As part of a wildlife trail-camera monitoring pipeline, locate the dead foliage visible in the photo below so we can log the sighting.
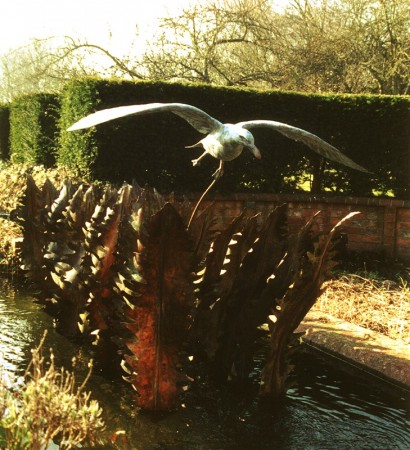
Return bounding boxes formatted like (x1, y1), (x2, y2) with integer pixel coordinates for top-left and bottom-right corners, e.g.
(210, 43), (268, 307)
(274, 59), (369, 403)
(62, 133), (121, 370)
(316, 273), (410, 344)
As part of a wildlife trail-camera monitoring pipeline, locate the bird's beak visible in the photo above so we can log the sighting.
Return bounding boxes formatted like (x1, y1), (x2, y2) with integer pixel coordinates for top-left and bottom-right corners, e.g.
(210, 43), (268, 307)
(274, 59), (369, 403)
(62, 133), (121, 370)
(249, 145), (262, 159)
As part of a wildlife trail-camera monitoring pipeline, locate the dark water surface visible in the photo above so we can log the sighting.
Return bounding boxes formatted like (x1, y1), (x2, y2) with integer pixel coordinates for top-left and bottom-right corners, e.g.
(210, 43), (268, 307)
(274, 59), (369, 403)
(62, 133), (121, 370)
(1, 280), (409, 450)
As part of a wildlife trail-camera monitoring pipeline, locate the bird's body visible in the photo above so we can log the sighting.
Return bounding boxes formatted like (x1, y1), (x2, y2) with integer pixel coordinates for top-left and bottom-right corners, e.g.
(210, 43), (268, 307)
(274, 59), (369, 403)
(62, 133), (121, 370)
(190, 124), (261, 164)
(202, 126), (243, 161)
(68, 102), (368, 178)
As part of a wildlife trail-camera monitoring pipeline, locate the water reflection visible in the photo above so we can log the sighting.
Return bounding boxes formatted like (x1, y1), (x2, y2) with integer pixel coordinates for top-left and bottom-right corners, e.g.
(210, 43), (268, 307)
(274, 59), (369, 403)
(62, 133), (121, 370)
(1, 279), (409, 449)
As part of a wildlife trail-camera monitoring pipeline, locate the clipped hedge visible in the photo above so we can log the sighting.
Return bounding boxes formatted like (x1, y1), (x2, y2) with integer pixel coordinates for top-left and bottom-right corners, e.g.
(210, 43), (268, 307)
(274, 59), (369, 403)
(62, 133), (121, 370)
(9, 93), (61, 167)
(0, 105), (10, 161)
(59, 79), (409, 198)
(58, 80), (101, 178)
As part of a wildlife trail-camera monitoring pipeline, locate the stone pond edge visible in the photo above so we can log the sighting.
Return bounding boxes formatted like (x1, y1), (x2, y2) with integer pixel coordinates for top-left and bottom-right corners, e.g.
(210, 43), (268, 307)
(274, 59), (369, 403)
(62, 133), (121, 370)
(296, 311), (410, 391)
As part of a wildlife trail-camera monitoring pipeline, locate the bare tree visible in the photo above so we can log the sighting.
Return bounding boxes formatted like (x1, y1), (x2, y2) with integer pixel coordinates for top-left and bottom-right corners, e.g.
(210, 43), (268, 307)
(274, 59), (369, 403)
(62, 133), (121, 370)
(273, 0), (370, 92)
(355, 0), (410, 94)
(0, 36), (145, 102)
(142, 0), (410, 94)
(282, 0), (409, 94)
(0, 0), (408, 99)
(142, 0), (281, 87)
(0, 38), (98, 102)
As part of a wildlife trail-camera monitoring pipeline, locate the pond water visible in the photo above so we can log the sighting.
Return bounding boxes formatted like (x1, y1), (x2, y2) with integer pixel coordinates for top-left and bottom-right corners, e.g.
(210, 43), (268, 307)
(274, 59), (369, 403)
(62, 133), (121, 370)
(0, 279), (409, 450)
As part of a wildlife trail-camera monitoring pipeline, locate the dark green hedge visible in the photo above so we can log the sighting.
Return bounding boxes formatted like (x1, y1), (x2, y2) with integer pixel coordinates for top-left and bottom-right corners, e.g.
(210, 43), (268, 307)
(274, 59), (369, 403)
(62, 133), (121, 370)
(58, 80), (101, 177)
(9, 94), (61, 167)
(0, 105), (10, 161)
(59, 79), (410, 198)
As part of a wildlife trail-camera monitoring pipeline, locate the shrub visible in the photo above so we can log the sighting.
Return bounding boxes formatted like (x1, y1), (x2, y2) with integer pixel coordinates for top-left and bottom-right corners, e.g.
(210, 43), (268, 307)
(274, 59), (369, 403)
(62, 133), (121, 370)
(0, 163), (86, 272)
(0, 332), (105, 450)
(59, 78), (410, 198)
(58, 79), (101, 179)
(0, 162), (85, 214)
(0, 105), (10, 161)
(9, 94), (60, 167)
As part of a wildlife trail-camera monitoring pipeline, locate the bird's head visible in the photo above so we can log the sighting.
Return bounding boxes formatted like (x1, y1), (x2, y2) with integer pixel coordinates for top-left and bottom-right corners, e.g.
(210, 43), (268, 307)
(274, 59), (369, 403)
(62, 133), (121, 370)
(238, 128), (261, 159)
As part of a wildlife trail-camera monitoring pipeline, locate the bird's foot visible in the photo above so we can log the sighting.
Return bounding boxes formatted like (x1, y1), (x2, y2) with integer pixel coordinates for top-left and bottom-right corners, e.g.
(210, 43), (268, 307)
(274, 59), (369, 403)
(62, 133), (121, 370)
(191, 158), (201, 167)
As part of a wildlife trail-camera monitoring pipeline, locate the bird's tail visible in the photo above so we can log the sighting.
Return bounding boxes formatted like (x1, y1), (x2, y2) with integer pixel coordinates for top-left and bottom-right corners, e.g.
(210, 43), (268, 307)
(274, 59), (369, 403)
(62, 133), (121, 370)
(185, 140), (203, 149)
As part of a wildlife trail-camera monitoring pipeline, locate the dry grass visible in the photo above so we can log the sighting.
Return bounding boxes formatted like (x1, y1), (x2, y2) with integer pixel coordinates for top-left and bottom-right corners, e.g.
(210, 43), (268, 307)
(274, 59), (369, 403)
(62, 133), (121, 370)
(0, 163), (87, 271)
(0, 162), (84, 214)
(0, 218), (22, 268)
(315, 271), (410, 344)
(0, 332), (106, 450)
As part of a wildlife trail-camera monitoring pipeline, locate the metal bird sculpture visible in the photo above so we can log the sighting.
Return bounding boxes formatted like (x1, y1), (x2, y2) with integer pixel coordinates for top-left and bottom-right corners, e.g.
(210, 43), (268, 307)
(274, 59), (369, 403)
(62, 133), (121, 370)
(68, 102), (368, 178)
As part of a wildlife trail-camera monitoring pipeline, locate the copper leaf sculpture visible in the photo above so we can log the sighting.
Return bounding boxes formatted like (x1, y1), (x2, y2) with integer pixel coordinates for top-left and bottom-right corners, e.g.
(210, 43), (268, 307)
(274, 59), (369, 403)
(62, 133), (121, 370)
(123, 203), (195, 410)
(18, 176), (359, 409)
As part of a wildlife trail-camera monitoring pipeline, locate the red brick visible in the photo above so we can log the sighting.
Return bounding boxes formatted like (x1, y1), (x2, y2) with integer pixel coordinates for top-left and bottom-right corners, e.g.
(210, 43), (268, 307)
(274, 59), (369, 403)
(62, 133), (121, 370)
(195, 194), (410, 262)
(398, 209), (410, 221)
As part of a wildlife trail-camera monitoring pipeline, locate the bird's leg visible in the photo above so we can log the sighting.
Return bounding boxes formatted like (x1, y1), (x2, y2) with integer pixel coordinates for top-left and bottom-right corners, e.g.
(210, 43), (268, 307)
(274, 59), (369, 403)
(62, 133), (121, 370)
(191, 150), (208, 167)
(212, 160), (224, 179)
(186, 141), (207, 166)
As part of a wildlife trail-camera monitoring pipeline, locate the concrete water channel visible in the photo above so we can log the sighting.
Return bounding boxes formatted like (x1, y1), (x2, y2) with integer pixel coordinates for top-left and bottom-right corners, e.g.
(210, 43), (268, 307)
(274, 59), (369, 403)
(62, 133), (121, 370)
(1, 279), (409, 449)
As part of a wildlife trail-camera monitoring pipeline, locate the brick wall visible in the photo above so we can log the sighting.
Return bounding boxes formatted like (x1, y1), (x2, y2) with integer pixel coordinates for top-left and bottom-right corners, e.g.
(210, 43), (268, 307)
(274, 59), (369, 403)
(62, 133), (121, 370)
(187, 192), (410, 262)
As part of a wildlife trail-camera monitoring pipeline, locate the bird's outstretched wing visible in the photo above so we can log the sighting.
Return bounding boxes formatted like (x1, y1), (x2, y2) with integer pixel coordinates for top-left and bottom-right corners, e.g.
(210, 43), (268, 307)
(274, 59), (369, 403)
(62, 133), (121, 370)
(68, 103), (222, 134)
(238, 120), (369, 173)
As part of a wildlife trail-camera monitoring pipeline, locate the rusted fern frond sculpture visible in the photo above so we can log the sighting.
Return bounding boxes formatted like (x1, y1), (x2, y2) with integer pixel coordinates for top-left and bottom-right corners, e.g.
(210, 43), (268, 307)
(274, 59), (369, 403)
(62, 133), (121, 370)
(19, 177), (358, 409)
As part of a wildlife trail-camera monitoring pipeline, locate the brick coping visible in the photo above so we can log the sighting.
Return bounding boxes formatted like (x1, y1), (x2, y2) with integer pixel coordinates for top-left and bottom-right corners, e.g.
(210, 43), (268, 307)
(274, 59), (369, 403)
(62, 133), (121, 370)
(184, 192), (410, 208)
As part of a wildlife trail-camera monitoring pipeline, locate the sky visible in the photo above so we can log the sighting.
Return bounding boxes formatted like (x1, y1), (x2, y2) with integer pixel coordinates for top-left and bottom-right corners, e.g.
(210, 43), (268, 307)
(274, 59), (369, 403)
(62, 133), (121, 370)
(0, 0), (195, 56)
(1, 0), (290, 57)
